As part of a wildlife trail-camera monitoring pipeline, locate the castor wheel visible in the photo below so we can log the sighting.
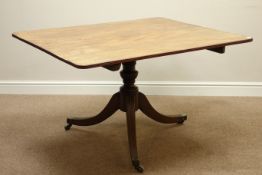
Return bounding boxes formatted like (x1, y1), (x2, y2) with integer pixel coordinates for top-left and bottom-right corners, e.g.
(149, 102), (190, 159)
(132, 160), (144, 173)
(64, 123), (72, 131)
(177, 119), (185, 124)
(177, 115), (187, 124)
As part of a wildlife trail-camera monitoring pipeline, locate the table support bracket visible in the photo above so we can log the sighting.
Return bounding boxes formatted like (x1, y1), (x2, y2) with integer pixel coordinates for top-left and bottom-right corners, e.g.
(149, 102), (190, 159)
(103, 63), (121, 71)
(65, 61), (187, 173)
(207, 46), (225, 54)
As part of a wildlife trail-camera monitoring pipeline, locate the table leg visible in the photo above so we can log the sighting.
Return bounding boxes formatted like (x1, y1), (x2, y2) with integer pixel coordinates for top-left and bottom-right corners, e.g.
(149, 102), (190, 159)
(65, 92), (120, 130)
(126, 97), (144, 173)
(138, 92), (187, 124)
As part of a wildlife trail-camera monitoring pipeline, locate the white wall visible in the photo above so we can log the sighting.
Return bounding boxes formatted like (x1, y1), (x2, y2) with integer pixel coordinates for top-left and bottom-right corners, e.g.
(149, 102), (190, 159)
(0, 0), (261, 95)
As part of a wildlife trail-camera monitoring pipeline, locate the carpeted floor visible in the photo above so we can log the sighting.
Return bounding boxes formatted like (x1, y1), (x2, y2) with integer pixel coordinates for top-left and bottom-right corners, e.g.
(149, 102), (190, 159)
(0, 95), (262, 175)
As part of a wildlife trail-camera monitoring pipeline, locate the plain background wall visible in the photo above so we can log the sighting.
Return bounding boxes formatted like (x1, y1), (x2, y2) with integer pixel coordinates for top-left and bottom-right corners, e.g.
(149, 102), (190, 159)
(0, 0), (261, 95)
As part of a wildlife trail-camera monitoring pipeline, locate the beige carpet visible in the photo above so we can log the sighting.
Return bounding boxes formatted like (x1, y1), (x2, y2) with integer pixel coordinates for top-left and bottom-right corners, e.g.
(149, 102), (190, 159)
(0, 95), (262, 175)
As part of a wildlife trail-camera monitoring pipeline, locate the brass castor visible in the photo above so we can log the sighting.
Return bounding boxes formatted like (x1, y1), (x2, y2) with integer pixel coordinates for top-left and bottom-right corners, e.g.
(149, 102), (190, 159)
(64, 123), (72, 131)
(132, 160), (144, 173)
(177, 115), (187, 124)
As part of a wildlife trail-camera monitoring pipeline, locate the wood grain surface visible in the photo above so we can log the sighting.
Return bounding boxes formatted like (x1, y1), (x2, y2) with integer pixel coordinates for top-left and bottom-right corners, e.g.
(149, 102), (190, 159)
(12, 17), (252, 69)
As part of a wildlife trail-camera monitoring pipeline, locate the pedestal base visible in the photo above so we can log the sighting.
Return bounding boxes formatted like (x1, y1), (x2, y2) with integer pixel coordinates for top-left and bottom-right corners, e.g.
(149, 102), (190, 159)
(65, 61), (187, 173)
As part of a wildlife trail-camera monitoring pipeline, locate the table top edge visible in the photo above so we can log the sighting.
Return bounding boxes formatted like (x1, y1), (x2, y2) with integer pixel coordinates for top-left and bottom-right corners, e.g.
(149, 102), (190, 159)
(12, 33), (252, 69)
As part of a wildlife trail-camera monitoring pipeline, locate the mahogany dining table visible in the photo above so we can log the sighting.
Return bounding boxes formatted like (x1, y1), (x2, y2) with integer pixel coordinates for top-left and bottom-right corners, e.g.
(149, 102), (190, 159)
(12, 17), (252, 172)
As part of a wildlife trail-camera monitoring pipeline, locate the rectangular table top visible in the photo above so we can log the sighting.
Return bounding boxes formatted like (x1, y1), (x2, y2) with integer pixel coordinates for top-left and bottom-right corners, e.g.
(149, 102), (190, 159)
(12, 17), (252, 69)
